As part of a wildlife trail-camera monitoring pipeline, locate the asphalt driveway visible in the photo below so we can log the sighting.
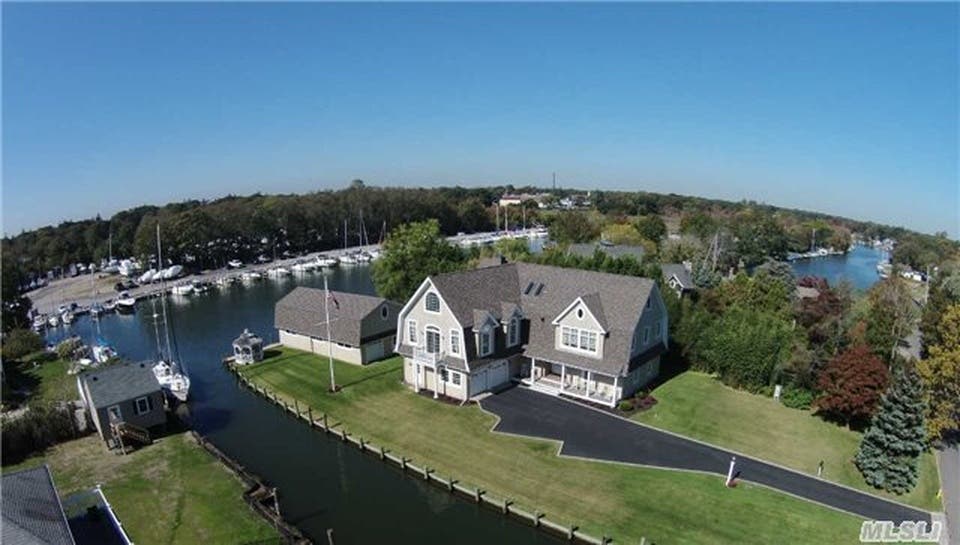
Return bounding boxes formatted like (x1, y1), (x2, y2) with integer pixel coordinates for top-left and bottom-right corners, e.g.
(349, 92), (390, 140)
(480, 386), (932, 525)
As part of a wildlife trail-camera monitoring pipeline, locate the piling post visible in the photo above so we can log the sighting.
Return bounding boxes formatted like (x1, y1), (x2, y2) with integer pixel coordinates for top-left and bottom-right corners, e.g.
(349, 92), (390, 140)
(359, 437), (365, 450)
(323, 413), (329, 433)
(308, 407), (313, 425)
(534, 511), (543, 527)
(379, 446), (386, 460)
(424, 467), (433, 481)
(448, 479), (457, 492)
(294, 399), (299, 415)
(401, 457), (409, 470)
(326, 528), (335, 545)
(567, 525), (578, 541)
(475, 489), (485, 503)
(503, 499), (513, 514)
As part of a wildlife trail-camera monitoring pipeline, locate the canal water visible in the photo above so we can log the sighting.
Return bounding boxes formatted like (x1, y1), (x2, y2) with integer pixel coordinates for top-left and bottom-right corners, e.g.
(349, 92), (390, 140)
(790, 244), (885, 291)
(44, 266), (559, 545)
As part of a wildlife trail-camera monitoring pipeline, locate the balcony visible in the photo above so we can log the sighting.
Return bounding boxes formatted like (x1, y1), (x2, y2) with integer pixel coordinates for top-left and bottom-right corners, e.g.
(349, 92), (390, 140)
(413, 346), (443, 366)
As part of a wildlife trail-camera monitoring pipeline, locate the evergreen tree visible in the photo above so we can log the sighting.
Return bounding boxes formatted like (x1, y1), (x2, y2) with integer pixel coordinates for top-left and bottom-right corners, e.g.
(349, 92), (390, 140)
(854, 366), (927, 494)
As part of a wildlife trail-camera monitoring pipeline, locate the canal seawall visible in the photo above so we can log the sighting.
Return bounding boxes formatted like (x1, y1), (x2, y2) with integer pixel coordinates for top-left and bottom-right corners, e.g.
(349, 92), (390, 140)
(223, 352), (621, 545)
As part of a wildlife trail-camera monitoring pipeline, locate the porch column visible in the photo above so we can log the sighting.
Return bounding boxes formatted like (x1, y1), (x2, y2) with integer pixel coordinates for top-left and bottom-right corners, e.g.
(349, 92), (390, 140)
(611, 375), (619, 408)
(414, 363), (420, 393)
(586, 371), (592, 396)
(433, 365), (440, 399)
(560, 364), (566, 393)
(529, 358), (536, 385)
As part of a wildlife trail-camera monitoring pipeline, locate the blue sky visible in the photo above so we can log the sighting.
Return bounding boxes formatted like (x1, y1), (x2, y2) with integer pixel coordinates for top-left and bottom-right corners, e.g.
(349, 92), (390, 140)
(3, 3), (958, 236)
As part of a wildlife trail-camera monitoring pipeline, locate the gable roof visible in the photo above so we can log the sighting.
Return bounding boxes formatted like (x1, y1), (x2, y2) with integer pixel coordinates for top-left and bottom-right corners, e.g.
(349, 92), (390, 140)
(275, 287), (399, 346)
(567, 242), (646, 261)
(426, 262), (658, 376)
(662, 263), (693, 289)
(79, 362), (161, 409)
(2, 465), (76, 545)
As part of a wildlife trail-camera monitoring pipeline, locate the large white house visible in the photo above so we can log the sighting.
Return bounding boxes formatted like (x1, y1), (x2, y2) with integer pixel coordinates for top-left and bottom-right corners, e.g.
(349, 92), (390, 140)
(395, 262), (668, 407)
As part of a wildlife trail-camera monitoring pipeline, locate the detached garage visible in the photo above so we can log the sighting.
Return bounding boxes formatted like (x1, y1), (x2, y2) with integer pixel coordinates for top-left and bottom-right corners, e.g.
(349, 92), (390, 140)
(276, 287), (400, 365)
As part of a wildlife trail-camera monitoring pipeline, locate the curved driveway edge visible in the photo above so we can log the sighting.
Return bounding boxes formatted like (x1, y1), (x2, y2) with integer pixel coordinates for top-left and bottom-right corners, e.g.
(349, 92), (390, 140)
(479, 386), (932, 525)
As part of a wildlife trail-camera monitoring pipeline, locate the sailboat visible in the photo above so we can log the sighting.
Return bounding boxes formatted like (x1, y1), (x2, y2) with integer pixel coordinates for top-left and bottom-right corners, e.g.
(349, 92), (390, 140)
(150, 223), (191, 403)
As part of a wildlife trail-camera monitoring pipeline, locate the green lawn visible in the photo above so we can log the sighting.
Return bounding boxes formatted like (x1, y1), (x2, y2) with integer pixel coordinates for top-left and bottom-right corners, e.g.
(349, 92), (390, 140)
(4, 432), (278, 545)
(633, 371), (941, 511)
(2, 354), (78, 407)
(240, 347), (867, 545)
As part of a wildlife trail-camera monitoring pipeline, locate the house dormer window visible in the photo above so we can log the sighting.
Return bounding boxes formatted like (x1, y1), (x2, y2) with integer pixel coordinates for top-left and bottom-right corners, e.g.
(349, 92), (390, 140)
(478, 329), (492, 357)
(425, 292), (440, 313)
(508, 317), (520, 346)
(450, 329), (461, 355)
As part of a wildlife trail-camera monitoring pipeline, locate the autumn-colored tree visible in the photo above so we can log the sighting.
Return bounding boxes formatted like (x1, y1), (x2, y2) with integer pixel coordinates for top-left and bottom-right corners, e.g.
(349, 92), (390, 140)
(917, 303), (960, 444)
(865, 277), (918, 362)
(602, 223), (647, 246)
(815, 345), (890, 428)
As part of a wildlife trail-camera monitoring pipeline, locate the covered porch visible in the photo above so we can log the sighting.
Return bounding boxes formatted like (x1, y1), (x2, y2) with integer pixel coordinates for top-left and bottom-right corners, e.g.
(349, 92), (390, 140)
(522, 358), (618, 408)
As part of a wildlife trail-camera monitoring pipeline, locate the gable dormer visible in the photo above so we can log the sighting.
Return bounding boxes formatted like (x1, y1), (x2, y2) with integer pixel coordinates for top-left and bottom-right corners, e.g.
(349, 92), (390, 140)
(551, 296), (606, 358)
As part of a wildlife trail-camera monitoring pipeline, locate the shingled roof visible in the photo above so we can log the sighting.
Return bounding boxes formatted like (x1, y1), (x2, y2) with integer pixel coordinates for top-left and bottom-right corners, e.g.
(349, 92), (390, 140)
(662, 263), (694, 290)
(79, 362), (161, 409)
(275, 287), (400, 346)
(427, 263), (658, 376)
(2, 465), (75, 545)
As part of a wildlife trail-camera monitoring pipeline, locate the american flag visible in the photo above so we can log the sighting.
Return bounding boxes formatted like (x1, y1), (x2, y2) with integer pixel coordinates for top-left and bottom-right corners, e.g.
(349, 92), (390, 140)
(327, 290), (339, 310)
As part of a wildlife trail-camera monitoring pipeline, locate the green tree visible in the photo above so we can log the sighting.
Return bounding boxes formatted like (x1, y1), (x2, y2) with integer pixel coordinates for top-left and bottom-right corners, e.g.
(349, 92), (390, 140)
(732, 211), (789, 267)
(865, 277), (918, 362)
(855, 366), (927, 494)
(917, 303), (960, 443)
(634, 215), (666, 247)
(548, 211), (600, 244)
(679, 212), (718, 240)
(1, 329), (45, 360)
(371, 220), (466, 302)
(695, 307), (794, 390)
(492, 237), (531, 261)
(920, 266), (960, 355)
(1, 253), (31, 332)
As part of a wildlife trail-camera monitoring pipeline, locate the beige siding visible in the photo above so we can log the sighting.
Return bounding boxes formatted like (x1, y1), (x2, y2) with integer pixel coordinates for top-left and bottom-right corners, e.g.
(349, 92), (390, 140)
(280, 330), (312, 352)
(553, 300), (605, 359)
(399, 282), (467, 363)
(280, 330), (364, 365)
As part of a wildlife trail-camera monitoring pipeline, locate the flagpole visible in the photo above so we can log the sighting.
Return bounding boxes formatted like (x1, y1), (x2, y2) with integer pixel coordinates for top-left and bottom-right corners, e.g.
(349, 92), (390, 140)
(324, 274), (337, 392)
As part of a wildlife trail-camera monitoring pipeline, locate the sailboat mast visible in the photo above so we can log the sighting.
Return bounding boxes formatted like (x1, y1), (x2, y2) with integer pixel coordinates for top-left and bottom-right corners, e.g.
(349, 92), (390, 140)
(156, 223), (174, 363)
(343, 219), (348, 250)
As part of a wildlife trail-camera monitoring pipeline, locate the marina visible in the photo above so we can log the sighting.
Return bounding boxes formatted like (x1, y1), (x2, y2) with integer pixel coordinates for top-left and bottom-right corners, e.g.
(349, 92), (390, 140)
(39, 262), (561, 545)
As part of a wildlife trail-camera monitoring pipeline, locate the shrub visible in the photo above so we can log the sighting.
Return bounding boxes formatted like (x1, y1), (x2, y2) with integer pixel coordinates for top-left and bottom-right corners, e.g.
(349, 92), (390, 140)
(1, 329), (44, 361)
(1, 404), (79, 464)
(55, 337), (84, 360)
(780, 388), (815, 410)
(618, 400), (634, 412)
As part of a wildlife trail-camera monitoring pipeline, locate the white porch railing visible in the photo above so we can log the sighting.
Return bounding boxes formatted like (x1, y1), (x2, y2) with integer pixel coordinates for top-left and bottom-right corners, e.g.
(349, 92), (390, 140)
(413, 346), (443, 366)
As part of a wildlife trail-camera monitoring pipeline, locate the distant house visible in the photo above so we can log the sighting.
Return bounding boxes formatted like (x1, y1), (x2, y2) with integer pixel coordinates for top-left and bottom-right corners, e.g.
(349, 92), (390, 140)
(661, 263), (695, 297)
(2, 465), (75, 545)
(795, 285), (821, 300)
(3, 465), (133, 545)
(77, 362), (166, 446)
(395, 262), (667, 408)
(498, 193), (550, 208)
(275, 287), (401, 365)
(567, 241), (646, 262)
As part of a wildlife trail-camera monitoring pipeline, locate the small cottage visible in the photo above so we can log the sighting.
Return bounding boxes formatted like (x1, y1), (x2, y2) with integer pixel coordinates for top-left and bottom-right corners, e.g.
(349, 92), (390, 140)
(232, 329), (264, 364)
(77, 362), (166, 448)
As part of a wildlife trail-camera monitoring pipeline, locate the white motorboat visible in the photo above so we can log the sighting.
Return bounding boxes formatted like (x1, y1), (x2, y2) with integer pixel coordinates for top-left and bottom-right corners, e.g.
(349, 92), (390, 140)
(215, 275), (237, 288)
(191, 280), (210, 293)
(33, 315), (47, 331)
(366, 249), (382, 261)
(267, 266), (291, 277)
(355, 252), (373, 263)
(139, 269), (158, 284)
(227, 259), (243, 269)
(118, 259), (140, 277)
(89, 303), (105, 318)
(339, 253), (359, 265)
(92, 343), (117, 364)
(290, 261), (311, 273)
(241, 271), (262, 282)
(315, 255), (339, 268)
(102, 299), (117, 312)
(61, 311), (75, 325)
(116, 292), (137, 312)
(171, 283), (193, 296)
(152, 360), (191, 402)
(160, 265), (184, 280)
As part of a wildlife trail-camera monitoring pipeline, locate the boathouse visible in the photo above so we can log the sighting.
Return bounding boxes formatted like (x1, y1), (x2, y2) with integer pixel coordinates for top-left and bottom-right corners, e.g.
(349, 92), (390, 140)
(275, 287), (401, 365)
(77, 362), (166, 447)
